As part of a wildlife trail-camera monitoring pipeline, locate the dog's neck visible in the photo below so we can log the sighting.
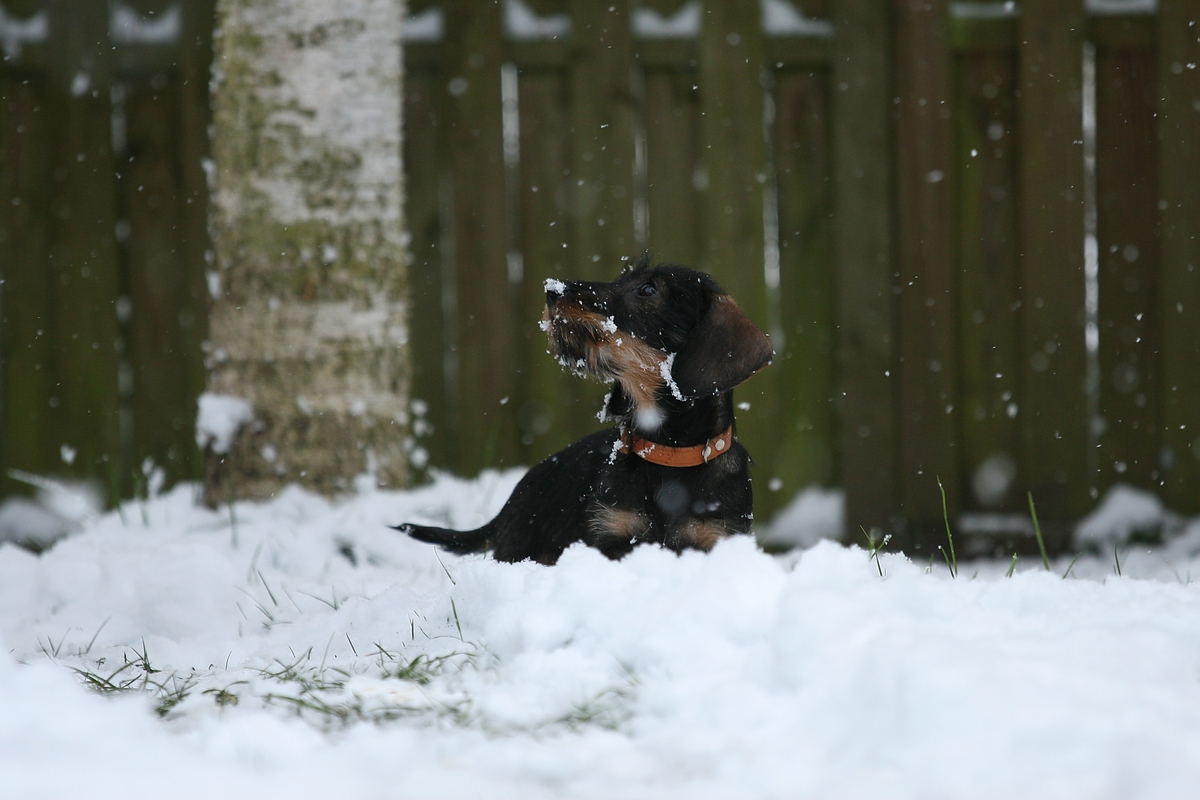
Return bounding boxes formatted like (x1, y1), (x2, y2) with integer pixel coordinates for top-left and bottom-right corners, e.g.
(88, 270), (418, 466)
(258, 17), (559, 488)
(606, 384), (735, 448)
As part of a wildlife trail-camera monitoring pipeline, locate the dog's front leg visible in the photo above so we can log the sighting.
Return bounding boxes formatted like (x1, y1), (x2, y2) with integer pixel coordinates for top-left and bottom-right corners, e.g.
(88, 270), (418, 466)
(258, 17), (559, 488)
(585, 503), (651, 560)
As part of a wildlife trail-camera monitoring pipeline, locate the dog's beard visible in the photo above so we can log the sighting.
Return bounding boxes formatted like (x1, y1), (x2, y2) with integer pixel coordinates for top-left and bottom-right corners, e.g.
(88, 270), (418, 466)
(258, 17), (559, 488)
(544, 306), (613, 380)
(544, 304), (668, 432)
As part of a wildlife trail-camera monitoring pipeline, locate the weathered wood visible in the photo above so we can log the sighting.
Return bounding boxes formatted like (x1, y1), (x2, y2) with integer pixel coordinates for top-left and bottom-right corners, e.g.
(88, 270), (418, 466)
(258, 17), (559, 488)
(566, 0), (635, 282)
(697, 0), (767, 321)
(894, 0), (960, 535)
(122, 74), (202, 485)
(954, 49), (1023, 515)
(175, 0), (217, 485)
(514, 67), (599, 462)
(1016, 0), (1089, 528)
(443, 0), (518, 473)
(832, 0), (897, 542)
(405, 67), (454, 470)
(947, 15), (1017, 51)
(1095, 44), (1159, 491)
(0, 74), (56, 496)
(46, 0), (123, 489)
(643, 67), (702, 267)
(768, 67), (836, 503)
(1156, 0), (1200, 513)
(697, 0), (775, 514)
(558, 0), (635, 445)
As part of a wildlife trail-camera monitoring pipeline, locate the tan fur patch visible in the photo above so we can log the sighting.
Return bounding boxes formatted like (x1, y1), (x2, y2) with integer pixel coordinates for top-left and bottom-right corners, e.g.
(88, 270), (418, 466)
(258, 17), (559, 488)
(547, 305), (666, 424)
(589, 505), (650, 543)
(677, 519), (729, 552)
(599, 336), (667, 425)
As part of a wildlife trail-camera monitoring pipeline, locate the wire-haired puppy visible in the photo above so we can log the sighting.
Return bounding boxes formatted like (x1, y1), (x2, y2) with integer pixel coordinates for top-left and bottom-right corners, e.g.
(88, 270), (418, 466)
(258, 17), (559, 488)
(395, 258), (773, 564)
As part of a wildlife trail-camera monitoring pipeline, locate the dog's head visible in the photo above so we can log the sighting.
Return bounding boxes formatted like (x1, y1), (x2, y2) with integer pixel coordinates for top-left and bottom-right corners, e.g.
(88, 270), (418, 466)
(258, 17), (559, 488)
(542, 259), (773, 430)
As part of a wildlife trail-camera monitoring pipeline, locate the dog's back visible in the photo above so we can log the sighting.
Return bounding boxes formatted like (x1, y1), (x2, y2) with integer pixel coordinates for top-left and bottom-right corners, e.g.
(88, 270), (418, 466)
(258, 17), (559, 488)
(398, 429), (620, 564)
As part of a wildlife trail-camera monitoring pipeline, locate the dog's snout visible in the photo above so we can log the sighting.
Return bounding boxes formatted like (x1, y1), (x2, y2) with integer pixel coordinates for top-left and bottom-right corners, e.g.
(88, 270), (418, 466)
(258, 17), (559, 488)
(544, 278), (608, 314)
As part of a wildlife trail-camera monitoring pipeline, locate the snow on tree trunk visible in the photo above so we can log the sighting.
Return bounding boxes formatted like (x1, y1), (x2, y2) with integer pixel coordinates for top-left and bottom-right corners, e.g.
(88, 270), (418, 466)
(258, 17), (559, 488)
(204, 0), (409, 502)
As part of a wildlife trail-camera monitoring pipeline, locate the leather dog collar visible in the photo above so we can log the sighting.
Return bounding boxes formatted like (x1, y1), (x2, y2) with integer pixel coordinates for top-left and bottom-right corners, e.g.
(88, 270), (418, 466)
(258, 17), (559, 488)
(619, 426), (734, 467)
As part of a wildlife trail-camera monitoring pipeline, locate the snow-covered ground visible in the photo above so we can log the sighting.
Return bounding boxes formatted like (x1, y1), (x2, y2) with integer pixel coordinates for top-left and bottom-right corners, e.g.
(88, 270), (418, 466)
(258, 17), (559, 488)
(3, 472), (1200, 799)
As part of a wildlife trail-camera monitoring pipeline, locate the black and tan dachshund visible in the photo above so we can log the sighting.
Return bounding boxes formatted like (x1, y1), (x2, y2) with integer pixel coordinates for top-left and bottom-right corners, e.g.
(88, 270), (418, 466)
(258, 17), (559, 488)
(395, 257), (773, 564)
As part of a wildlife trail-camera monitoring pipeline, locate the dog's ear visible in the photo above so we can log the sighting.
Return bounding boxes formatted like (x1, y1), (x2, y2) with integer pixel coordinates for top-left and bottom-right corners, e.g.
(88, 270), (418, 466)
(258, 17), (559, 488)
(670, 295), (773, 398)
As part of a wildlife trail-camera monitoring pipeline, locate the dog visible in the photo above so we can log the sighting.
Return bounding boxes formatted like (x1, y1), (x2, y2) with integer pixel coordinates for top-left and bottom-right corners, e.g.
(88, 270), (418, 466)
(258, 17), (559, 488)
(395, 257), (773, 564)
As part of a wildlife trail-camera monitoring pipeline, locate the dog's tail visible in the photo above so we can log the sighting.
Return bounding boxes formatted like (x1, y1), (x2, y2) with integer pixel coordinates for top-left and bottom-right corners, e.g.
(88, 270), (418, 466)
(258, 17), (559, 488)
(393, 522), (492, 555)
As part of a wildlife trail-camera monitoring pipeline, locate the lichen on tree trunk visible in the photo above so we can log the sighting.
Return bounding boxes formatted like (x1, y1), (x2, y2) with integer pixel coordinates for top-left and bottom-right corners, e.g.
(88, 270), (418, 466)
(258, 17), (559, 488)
(205, 0), (410, 501)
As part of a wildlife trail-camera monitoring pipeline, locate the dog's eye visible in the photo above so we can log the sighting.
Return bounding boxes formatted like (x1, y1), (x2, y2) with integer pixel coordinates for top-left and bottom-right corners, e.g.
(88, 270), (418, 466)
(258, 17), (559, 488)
(637, 283), (657, 298)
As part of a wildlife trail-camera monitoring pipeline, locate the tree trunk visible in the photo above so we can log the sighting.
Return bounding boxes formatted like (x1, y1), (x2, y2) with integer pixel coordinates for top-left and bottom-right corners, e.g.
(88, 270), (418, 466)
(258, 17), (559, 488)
(204, 0), (410, 502)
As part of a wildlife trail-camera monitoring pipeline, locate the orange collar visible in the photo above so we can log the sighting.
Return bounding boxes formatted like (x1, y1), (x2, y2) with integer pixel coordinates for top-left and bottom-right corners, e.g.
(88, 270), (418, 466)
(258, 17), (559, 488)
(619, 426), (734, 468)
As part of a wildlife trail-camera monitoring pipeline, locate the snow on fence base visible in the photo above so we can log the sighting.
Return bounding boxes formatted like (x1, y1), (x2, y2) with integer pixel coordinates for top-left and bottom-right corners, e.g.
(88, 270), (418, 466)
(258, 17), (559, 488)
(3, 474), (1200, 797)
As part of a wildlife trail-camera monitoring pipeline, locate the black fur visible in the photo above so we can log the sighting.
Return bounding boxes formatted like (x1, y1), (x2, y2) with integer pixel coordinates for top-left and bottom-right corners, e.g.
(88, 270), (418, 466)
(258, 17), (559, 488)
(396, 258), (773, 564)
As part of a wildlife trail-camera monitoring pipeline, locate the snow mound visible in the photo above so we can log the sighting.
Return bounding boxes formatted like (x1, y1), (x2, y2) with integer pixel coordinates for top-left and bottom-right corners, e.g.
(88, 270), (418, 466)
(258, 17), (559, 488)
(0, 472), (103, 549)
(196, 393), (255, 454)
(3, 473), (1200, 797)
(1075, 484), (1170, 549)
(758, 486), (844, 549)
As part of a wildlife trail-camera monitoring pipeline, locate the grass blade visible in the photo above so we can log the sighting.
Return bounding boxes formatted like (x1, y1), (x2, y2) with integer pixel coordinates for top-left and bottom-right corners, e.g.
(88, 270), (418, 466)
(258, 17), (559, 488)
(937, 476), (957, 578)
(1028, 491), (1050, 571)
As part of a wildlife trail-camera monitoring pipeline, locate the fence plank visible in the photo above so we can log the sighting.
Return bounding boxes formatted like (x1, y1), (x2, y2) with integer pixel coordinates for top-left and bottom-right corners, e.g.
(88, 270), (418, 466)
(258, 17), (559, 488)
(515, 67), (600, 461)
(832, 0), (898, 541)
(443, 0), (519, 473)
(558, 1), (635, 444)
(895, 0), (960, 535)
(566, 0), (635, 280)
(697, 0), (777, 517)
(0, 75), (56, 495)
(1157, 0), (1200, 513)
(1095, 44), (1159, 491)
(121, 75), (199, 485)
(1017, 1), (1089, 533)
(643, 67), (702, 267)
(405, 67), (454, 469)
(175, 0), (217, 486)
(768, 67), (836, 500)
(954, 49), (1023, 517)
(46, 2), (123, 492)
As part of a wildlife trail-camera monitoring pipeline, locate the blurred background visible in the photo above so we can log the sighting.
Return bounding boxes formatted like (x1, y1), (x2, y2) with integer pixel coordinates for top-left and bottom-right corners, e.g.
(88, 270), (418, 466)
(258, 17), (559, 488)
(1, 0), (1197, 554)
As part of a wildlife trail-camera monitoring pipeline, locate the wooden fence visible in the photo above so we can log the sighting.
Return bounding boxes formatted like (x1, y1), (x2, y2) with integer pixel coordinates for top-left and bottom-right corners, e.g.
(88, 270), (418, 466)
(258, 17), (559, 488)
(404, 0), (1199, 553)
(2, 0), (1198, 554)
(0, 0), (213, 500)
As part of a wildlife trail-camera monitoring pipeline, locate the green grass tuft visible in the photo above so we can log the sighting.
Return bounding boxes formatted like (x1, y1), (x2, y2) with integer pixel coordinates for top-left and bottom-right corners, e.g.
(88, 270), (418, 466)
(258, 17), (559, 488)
(937, 476), (957, 578)
(1028, 492), (1050, 571)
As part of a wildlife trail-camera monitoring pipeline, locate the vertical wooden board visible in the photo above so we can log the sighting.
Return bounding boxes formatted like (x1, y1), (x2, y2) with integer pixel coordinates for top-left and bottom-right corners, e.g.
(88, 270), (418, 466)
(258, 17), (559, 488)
(444, 0), (518, 473)
(643, 67), (702, 267)
(831, 0), (898, 542)
(1095, 45), (1159, 491)
(954, 49), (1023, 515)
(0, 74), (56, 495)
(767, 68), (836, 505)
(1017, 1), (1089, 527)
(894, 0), (959, 533)
(566, 0), (636, 281)
(404, 68), (453, 470)
(696, 0), (775, 520)
(123, 74), (197, 484)
(175, 0), (217, 485)
(697, 0), (767, 310)
(1156, 0), (1200, 513)
(46, 2), (123, 490)
(515, 67), (601, 463)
